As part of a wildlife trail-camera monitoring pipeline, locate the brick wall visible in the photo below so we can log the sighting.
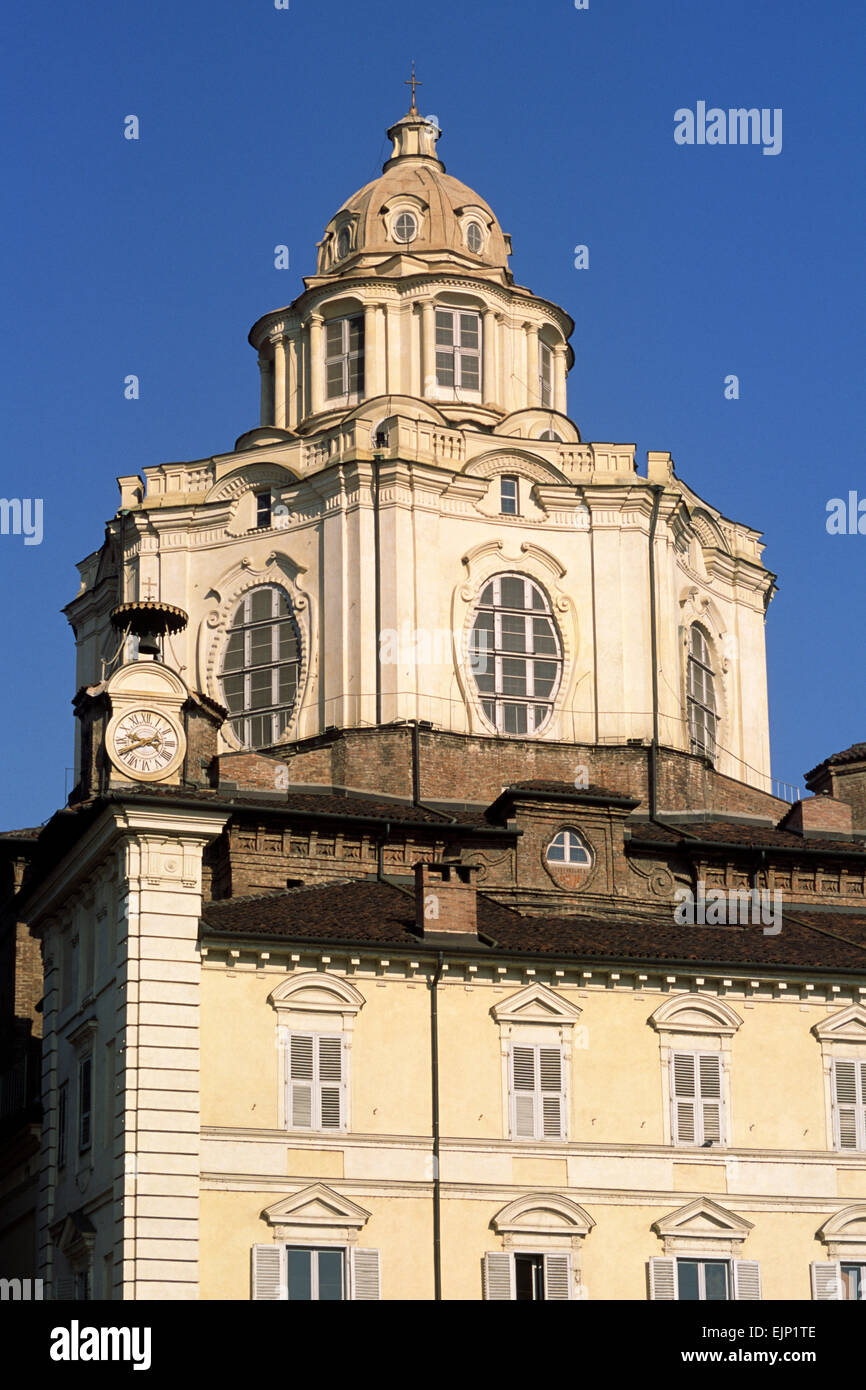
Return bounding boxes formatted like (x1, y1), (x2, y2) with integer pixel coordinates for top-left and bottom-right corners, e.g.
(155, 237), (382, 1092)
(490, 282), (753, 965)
(251, 726), (786, 820)
(808, 760), (866, 833)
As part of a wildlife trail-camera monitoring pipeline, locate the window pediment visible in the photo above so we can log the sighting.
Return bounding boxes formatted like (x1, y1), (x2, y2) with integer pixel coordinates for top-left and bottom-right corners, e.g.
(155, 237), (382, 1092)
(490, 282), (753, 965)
(493, 1193), (594, 1240)
(650, 994), (743, 1038)
(269, 972), (365, 1018)
(492, 982), (582, 1028)
(262, 1183), (370, 1232)
(653, 1198), (753, 1254)
(818, 1204), (866, 1257)
(813, 1004), (866, 1045)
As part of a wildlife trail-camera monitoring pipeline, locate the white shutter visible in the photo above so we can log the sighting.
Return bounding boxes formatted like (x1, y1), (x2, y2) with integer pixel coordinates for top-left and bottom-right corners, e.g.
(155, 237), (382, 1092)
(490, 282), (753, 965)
(810, 1261), (842, 1300)
(648, 1257), (677, 1299)
(251, 1244), (284, 1300)
(483, 1252), (515, 1300)
(699, 1054), (723, 1146)
(350, 1247), (381, 1300)
(672, 1053), (697, 1145)
(543, 1252), (572, 1300)
(539, 1048), (565, 1139)
(511, 1046), (537, 1139)
(833, 1059), (865, 1150)
(289, 1033), (314, 1128)
(318, 1035), (344, 1130)
(733, 1260), (762, 1300)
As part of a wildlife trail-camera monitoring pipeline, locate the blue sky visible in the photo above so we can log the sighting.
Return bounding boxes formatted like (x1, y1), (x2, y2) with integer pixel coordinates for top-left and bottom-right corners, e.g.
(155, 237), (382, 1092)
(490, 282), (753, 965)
(1, 0), (863, 827)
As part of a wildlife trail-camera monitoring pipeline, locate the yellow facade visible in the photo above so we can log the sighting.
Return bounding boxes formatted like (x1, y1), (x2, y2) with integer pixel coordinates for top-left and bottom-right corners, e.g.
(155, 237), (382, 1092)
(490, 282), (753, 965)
(197, 951), (866, 1300)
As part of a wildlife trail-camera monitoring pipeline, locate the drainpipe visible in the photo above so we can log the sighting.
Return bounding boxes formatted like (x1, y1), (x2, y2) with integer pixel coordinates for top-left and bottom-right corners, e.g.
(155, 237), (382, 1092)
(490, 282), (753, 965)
(648, 486), (663, 821)
(430, 951), (445, 1300)
(373, 452), (382, 725)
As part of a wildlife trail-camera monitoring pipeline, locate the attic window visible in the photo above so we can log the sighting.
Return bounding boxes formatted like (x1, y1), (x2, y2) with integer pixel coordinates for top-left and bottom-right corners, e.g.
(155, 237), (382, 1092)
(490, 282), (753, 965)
(393, 212), (417, 244)
(337, 227), (351, 260)
(539, 430), (562, 443)
(546, 830), (591, 866)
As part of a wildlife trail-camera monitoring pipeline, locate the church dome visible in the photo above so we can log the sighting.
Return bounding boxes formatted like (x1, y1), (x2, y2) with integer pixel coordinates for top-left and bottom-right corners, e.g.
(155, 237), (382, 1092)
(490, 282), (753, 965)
(314, 107), (513, 285)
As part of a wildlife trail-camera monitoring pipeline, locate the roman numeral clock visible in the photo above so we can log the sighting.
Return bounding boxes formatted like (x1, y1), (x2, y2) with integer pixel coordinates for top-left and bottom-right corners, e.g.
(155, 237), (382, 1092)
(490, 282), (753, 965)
(102, 602), (190, 786)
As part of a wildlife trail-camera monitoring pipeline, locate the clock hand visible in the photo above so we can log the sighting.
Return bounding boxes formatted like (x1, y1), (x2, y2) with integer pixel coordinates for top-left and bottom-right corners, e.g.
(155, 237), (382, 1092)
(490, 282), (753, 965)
(120, 734), (162, 753)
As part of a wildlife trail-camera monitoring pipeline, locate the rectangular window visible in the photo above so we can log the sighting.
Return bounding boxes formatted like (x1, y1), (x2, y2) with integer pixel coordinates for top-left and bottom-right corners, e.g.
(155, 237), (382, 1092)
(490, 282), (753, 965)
(252, 1244), (381, 1300)
(78, 1056), (92, 1152)
(435, 309), (481, 391)
(833, 1058), (866, 1150)
(842, 1264), (866, 1300)
(650, 1256), (760, 1300)
(500, 476), (518, 516)
(73, 1269), (92, 1302)
(509, 1043), (565, 1140)
(325, 316), (364, 400)
(255, 491), (272, 528)
(103, 1039), (115, 1153)
(286, 1247), (345, 1301)
(57, 1082), (68, 1169)
(671, 1051), (724, 1146)
(677, 1259), (730, 1301)
(539, 342), (553, 407)
(287, 1032), (344, 1131)
(483, 1251), (572, 1300)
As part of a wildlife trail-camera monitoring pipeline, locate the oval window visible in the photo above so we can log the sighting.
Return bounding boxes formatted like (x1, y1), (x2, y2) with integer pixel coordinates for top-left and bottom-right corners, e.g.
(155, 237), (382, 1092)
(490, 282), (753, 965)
(468, 573), (562, 735)
(393, 211), (418, 244)
(220, 585), (301, 749)
(546, 829), (592, 867)
(337, 227), (351, 259)
(466, 222), (483, 254)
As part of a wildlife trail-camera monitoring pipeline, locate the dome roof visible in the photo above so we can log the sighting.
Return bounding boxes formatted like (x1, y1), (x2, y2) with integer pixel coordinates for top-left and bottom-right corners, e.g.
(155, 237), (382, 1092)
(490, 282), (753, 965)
(312, 109), (513, 285)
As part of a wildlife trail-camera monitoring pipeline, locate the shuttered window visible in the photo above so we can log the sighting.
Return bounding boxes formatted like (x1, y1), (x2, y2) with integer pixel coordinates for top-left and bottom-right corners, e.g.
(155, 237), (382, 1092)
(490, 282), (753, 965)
(510, 1044), (565, 1140)
(251, 1245), (380, 1300)
(649, 1258), (760, 1300)
(287, 1032), (345, 1132)
(671, 1051), (724, 1146)
(483, 1251), (573, 1300)
(832, 1058), (866, 1150)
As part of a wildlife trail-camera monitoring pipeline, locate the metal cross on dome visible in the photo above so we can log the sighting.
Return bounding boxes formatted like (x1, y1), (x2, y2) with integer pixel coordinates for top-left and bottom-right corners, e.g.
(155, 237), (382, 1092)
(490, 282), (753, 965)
(404, 60), (422, 113)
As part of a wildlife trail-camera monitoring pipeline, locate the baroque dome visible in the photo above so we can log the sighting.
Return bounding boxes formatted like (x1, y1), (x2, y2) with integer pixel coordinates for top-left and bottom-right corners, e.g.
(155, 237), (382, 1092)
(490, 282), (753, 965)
(312, 108), (513, 286)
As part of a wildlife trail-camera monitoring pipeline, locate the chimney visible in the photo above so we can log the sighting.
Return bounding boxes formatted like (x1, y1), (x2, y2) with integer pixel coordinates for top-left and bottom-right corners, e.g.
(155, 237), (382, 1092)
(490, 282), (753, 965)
(414, 861), (479, 937)
(805, 745), (866, 833)
(778, 794), (854, 839)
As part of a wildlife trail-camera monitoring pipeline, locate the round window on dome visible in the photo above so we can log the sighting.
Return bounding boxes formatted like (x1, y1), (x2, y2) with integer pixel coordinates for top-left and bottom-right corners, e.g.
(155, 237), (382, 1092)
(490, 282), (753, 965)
(337, 227), (351, 260)
(393, 211), (418, 244)
(466, 222), (484, 254)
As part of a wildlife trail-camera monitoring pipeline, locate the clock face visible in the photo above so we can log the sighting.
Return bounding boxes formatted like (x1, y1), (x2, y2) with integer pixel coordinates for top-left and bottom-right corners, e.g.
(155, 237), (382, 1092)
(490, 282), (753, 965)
(109, 709), (182, 779)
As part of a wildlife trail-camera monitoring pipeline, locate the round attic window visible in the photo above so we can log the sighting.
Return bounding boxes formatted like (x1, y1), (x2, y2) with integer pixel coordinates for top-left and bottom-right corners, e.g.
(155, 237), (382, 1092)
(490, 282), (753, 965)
(337, 227), (351, 259)
(466, 222), (484, 254)
(393, 211), (418, 244)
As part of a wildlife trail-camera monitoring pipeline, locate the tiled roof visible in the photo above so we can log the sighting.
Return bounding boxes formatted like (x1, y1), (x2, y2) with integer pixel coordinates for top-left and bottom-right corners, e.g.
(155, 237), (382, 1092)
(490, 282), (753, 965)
(201, 879), (866, 974)
(0, 827), (41, 841)
(73, 784), (497, 828)
(503, 780), (637, 801)
(629, 819), (866, 855)
(807, 743), (866, 777)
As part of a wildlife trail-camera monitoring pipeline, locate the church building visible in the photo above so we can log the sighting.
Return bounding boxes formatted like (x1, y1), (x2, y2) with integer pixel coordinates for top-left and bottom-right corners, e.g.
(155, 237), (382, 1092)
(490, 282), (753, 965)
(2, 93), (866, 1302)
